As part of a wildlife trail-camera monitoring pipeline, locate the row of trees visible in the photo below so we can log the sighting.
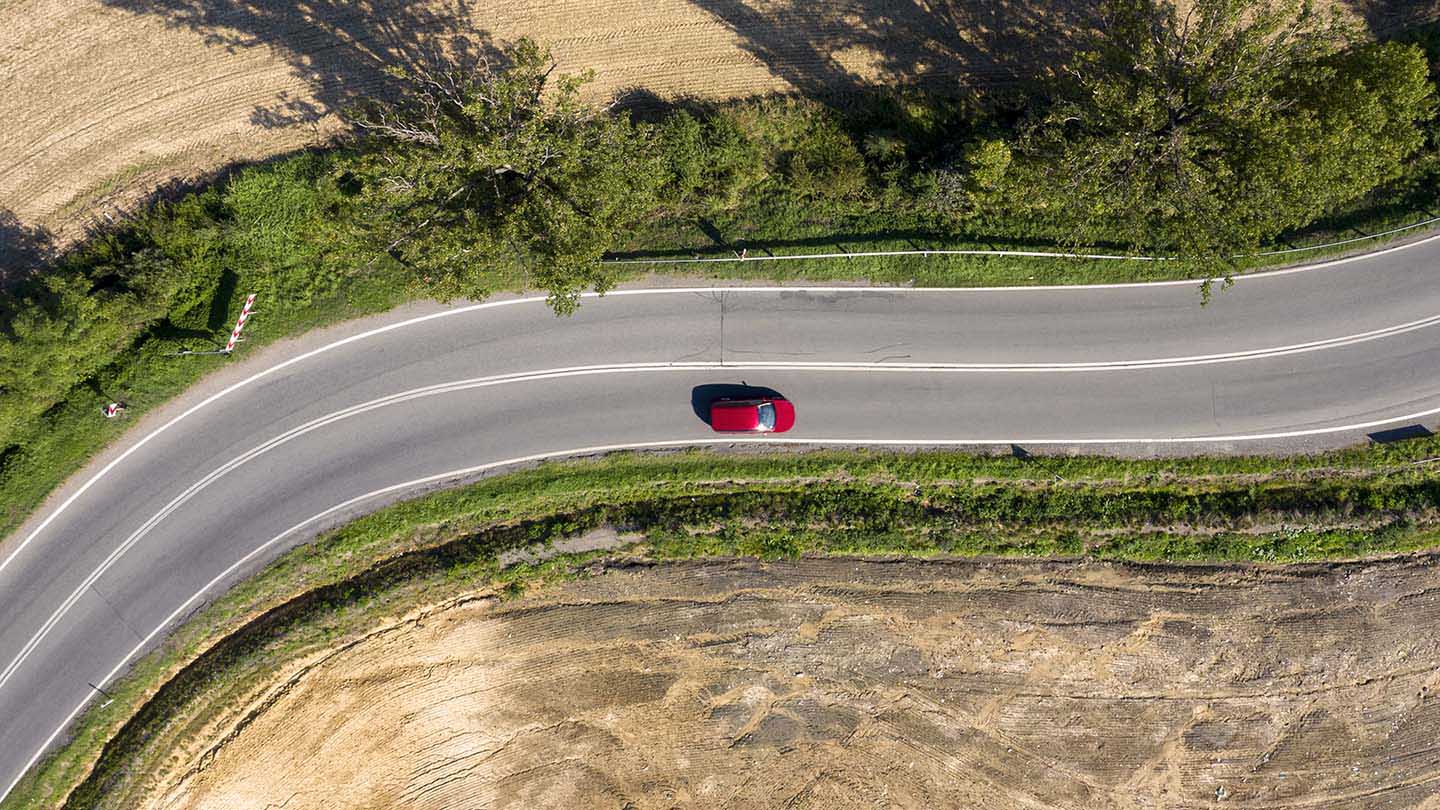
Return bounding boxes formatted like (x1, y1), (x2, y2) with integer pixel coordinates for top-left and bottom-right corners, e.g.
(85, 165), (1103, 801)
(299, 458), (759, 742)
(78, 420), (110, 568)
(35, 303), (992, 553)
(349, 0), (1436, 303)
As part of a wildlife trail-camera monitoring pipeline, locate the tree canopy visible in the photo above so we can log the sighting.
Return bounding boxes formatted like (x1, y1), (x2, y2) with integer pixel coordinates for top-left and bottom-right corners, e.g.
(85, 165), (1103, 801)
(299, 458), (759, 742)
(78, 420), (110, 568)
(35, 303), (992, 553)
(995, 0), (1437, 258)
(0, 248), (181, 437)
(350, 40), (663, 314)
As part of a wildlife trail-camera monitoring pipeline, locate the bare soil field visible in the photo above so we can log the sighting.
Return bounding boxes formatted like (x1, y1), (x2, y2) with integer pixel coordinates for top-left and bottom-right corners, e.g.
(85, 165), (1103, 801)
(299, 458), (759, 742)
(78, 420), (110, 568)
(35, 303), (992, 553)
(1, 0), (1436, 260)
(130, 554), (1440, 810)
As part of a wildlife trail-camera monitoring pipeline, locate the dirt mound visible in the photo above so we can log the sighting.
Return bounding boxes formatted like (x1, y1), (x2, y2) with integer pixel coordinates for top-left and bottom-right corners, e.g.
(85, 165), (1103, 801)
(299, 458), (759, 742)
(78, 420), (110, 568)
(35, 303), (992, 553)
(2, 0), (1435, 250)
(135, 554), (1440, 809)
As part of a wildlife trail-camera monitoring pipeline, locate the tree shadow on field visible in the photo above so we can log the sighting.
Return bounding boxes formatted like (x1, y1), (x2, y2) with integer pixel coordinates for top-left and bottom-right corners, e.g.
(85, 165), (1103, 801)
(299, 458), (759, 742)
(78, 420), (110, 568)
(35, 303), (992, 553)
(1347, 0), (1440, 38)
(0, 209), (55, 292)
(99, 0), (500, 130)
(686, 0), (1440, 101)
(684, 0), (1105, 99)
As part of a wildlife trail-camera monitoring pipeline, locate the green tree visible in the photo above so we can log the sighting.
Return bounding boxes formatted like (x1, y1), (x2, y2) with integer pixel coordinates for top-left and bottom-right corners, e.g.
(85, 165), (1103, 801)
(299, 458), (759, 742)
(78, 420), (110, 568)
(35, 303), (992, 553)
(350, 40), (664, 314)
(999, 0), (1437, 258)
(0, 250), (178, 437)
(925, 138), (1012, 220)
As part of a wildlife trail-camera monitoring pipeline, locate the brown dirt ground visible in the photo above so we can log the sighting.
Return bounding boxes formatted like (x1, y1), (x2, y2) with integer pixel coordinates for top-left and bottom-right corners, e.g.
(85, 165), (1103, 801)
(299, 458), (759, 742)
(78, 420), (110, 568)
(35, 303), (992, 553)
(131, 554), (1440, 810)
(1, 0), (1437, 260)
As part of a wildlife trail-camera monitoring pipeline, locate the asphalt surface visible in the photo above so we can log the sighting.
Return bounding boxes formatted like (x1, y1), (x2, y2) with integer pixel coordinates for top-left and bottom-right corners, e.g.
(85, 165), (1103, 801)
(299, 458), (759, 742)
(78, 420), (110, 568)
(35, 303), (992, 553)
(3, 234), (1440, 801)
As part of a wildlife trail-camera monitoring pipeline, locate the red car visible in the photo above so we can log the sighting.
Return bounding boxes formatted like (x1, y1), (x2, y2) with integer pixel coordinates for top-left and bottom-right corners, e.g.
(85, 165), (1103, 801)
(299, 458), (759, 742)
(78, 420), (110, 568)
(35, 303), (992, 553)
(709, 397), (796, 433)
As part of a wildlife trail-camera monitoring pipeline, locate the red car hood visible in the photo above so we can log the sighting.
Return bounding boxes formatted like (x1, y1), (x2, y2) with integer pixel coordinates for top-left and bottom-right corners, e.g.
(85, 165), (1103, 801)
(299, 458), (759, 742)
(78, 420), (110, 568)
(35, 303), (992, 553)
(771, 399), (796, 433)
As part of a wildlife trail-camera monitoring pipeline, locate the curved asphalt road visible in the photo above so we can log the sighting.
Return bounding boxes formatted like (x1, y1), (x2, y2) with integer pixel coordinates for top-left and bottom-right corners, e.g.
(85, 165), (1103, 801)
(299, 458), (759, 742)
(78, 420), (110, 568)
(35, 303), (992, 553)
(4, 234), (1440, 801)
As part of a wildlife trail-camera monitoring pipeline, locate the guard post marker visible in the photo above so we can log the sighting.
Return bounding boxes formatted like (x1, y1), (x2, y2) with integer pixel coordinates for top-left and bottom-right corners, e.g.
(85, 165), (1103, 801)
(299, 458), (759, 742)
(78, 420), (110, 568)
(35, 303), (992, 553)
(176, 294), (259, 358)
(224, 294), (258, 354)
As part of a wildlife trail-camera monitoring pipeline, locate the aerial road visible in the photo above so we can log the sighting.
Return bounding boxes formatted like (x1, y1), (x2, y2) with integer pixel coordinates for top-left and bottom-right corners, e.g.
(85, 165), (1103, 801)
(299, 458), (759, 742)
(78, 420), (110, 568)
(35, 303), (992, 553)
(2, 233), (1440, 800)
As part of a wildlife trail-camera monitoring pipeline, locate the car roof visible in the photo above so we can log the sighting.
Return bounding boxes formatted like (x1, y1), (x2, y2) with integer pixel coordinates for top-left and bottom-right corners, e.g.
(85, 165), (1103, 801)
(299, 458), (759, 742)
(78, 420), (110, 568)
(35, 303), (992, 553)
(711, 399), (761, 431)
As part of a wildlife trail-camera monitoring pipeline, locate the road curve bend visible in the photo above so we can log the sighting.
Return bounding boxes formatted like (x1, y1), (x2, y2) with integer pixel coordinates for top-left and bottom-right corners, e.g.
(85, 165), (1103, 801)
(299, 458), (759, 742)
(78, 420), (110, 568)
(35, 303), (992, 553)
(3, 232), (1440, 801)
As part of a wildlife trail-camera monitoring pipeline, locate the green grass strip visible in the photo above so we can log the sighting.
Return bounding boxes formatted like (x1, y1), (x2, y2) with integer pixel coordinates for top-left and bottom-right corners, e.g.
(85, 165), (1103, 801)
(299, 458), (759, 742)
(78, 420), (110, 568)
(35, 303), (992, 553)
(4, 141), (1439, 543)
(8, 445), (1440, 809)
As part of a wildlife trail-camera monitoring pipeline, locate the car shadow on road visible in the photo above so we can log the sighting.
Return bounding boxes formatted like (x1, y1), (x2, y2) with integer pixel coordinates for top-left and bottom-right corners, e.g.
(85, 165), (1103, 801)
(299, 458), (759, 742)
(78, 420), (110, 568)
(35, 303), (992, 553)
(691, 383), (784, 427)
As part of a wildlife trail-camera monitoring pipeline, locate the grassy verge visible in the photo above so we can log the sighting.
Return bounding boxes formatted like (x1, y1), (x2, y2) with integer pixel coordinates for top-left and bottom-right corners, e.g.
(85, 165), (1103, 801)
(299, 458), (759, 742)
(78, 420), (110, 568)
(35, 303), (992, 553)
(607, 153), (1440, 287)
(5, 148), (1440, 548)
(9, 444), (1440, 809)
(606, 206), (1440, 288)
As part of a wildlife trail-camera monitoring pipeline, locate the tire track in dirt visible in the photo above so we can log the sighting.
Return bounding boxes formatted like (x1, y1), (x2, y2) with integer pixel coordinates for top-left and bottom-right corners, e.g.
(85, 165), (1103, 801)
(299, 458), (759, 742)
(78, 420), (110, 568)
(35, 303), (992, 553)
(124, 554), (1440, 810)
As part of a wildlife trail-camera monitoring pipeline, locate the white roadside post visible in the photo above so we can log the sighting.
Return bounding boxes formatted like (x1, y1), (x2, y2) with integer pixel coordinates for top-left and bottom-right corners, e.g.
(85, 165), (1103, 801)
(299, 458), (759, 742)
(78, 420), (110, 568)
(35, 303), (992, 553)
(175, 293), (257, 357)
(224, 293), (258, 353)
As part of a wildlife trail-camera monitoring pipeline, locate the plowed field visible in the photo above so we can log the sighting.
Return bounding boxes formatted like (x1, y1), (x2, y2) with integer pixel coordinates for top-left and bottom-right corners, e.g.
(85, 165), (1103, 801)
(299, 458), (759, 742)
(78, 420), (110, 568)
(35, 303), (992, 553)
(134, 554), (1440, 810)
(1, 0), (1435, 250)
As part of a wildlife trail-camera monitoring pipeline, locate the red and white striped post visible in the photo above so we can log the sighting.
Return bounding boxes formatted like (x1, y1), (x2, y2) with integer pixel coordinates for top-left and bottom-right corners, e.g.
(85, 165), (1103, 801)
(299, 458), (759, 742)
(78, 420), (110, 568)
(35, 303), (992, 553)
(224, 294), (257, 354)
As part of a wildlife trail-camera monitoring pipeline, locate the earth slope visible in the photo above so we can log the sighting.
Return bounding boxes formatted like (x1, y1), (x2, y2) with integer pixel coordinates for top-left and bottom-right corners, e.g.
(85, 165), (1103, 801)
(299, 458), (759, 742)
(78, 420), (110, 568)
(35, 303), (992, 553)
(134, 555), (1440, 810)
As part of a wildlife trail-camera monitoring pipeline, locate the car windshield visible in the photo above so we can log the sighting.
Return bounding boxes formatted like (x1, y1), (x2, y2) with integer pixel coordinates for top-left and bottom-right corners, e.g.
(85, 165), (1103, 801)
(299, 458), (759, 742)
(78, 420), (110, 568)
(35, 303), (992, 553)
(757, 402), (776, 430)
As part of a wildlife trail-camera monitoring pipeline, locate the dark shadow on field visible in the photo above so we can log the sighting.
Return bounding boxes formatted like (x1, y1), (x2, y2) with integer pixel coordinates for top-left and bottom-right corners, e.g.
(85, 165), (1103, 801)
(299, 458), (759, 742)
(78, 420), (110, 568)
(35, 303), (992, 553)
(610, 86), (674, 120)
(608, 227), (953, 259)
(685, 0), (1440, 101)
(98, 0), (498, 129)
(0, 209), (55, 292)
(88, 0), (1440, 129)
(684, 0), (1104, 98)
(1350, 0), (1440, 37)
(696, 219), (735, 251)
(691, 383), (784, 426)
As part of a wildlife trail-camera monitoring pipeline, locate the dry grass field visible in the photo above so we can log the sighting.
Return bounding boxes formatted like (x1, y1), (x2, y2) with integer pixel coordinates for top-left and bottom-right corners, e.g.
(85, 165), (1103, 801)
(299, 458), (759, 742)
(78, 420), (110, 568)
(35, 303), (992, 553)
(1, 0), (1436, 261)
(124, 554), (1440, 810)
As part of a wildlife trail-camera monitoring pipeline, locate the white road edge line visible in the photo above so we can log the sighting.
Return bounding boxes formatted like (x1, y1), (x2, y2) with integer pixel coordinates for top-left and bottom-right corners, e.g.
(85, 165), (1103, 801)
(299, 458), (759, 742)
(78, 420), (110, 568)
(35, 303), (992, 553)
(13, 386), (1440, 802)
(8, 304), (1440, 700)
(5, 229), (1439, 584)
(5, 231), (1440, 587)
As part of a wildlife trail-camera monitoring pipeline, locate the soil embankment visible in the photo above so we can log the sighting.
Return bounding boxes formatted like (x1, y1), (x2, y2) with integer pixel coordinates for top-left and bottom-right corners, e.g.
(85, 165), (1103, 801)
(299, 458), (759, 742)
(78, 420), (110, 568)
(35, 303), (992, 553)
(135, 554), (1440, 809)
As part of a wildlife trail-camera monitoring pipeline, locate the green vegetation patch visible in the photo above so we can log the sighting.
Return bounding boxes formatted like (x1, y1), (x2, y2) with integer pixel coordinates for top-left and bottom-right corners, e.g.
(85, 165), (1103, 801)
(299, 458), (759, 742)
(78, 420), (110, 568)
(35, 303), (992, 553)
(3, 9), (1440, 542)
(10, 443), (1440, 809)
